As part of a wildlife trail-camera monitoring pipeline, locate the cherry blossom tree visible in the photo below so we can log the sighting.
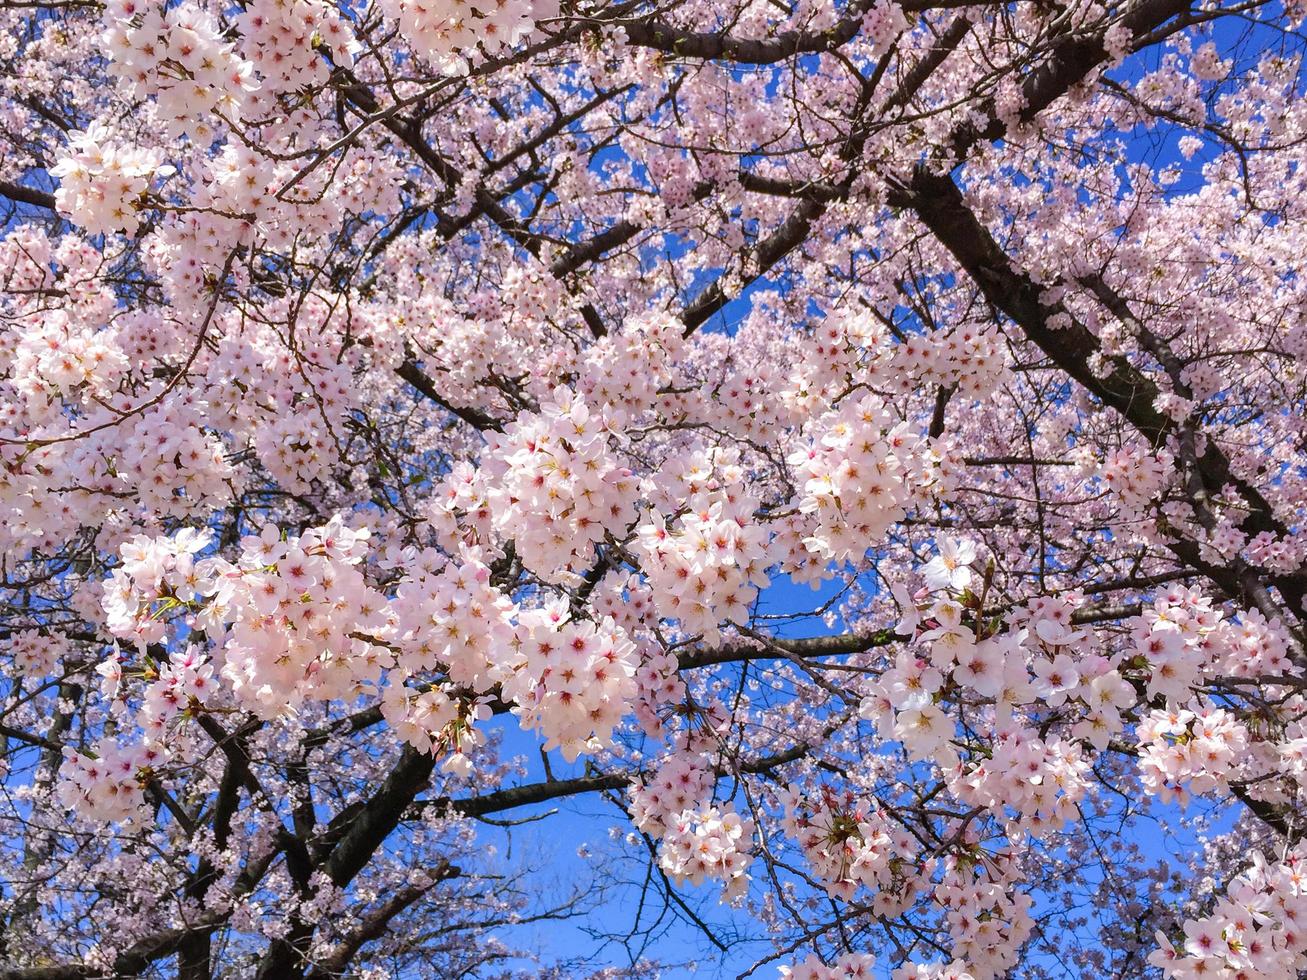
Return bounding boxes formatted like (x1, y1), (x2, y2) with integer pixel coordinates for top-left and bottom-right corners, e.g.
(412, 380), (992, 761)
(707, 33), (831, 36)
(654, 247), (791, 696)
(0, 0), (1306, 975)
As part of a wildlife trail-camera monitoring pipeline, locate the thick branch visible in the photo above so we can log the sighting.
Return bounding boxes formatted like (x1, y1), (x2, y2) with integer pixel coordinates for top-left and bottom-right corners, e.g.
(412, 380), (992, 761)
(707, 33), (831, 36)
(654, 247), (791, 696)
(903, 169), (1304, 623)
(0, 179), (56, 211)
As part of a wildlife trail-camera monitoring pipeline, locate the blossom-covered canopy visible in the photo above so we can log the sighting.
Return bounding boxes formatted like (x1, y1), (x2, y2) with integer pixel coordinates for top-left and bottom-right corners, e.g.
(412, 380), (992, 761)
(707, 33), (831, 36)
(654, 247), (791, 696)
(1, 0), (1306, 976)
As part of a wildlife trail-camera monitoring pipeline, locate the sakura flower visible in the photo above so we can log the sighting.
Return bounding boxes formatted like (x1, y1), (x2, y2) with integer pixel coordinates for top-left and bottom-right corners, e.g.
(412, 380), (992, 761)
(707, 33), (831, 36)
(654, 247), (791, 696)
(922, 537), (977, 593)
(1030, 654), (1081, 707)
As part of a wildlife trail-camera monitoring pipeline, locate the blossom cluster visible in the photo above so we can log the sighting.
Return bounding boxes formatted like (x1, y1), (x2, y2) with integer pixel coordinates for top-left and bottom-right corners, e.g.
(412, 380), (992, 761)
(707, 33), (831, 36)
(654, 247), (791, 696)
(235, 0), (357, 99)
(381, 0), (558, 72)
(781, 786), (920, 909)
(791, 309), (888, 402)
(590, 570), (657, 639)
(949, 726), (1091, 836)
(9, 629), (64, 677)
(390, 548), (516, 692)
(636, 487), (771, 646)
(631, 639), (685, 737)
(860, 0), (911, 55)
(57, 738), (163, 824)
(779, 951), (878, 979)
(251, 410), (334, 493)
(483, 390), (637, 583)
(1136, 700), (1251, 804)
(789, 397), (930, 566)
(1151, 844), (1307, 979)
(658, 803), (755, 903)
(136, 645), (215, 741)
(1245, 532), (1307, 576)
(218, 520), (390, 715)
(1099, 443), (1172, 520)
(101, 525), (216, 647)
(501, 603), (638, 761)
(50, 124), (172, 236)
(935, 856), (1035, 979)
(102, 0), (258, 137)
(101, 518), (390, 719)
(579, 317), (683, 424)
(863, 541), (1141, 771)
(889, 963), (976, 980)
(690, 358), (798, 443)
(887, 325), (1005, 400)
(380, 681), (491, 774)
(115, 395), (238, 518)
(630, 753), (713, 835)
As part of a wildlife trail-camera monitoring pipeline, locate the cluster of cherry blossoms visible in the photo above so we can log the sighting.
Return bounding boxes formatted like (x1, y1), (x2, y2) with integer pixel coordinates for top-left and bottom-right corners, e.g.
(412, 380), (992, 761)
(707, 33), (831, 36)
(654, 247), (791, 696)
(1127, 585), (1225, 701)
(115, 394), (239, 518)
(101, 0), (258, 137)
(100, 518), (390, 720)
(934, 855), (1035, 979)
(379, 0), (558, 72)
(789, 397), (934, 566)
(251, 411), (335, 494)
(380, 683), (492, 774)
(630, 753), (713, 835)
(1152, 844), (1307, 979)
(483, 389), (637, 583)
(591, 569), (658, 638)
(636, 479), (771, 645)
(887, 324), (1005, 401)
(688, 357), (796, 443)
(502, 602), (639, 761)
(629, 753), (756, 902)
(57, 738), (165, 824)
(390, 548), (515, 691)
(1099, 442), (1173, 521)
(630, 641), (686, 737)
(781, 786), (921, 910)
(863, 543), (1138, 824)
(1244, 532), (1307, 577)
(9, 629), (64, 677)
(234, 0), (357, 98)
(790, 309), (888, 405)
(50, 124), (173, 236)
(135, 646), (216, 740)
(1136, 701), (1252, 804)
(779, 951), (878, 980)
(78, 519), (516, 818)
(861, 0), (911, 50)
(208, 520), (392, 714)
(3, 255), (127, 402)
(948, 724), (1092, 835)
(779, 951), (989, 980)
(101, 525), (218, 647)
(579, 316), (684, 424)
(657, 803), (755, 903)
(79, 495), (659, 806)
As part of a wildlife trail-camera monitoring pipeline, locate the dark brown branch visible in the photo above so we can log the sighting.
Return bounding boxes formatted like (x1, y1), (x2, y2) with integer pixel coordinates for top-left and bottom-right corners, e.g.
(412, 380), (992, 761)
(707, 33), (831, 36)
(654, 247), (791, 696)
(395, 358), (503, 432)
(303, 863), (458, 979)
(0, 179), (56, 211)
